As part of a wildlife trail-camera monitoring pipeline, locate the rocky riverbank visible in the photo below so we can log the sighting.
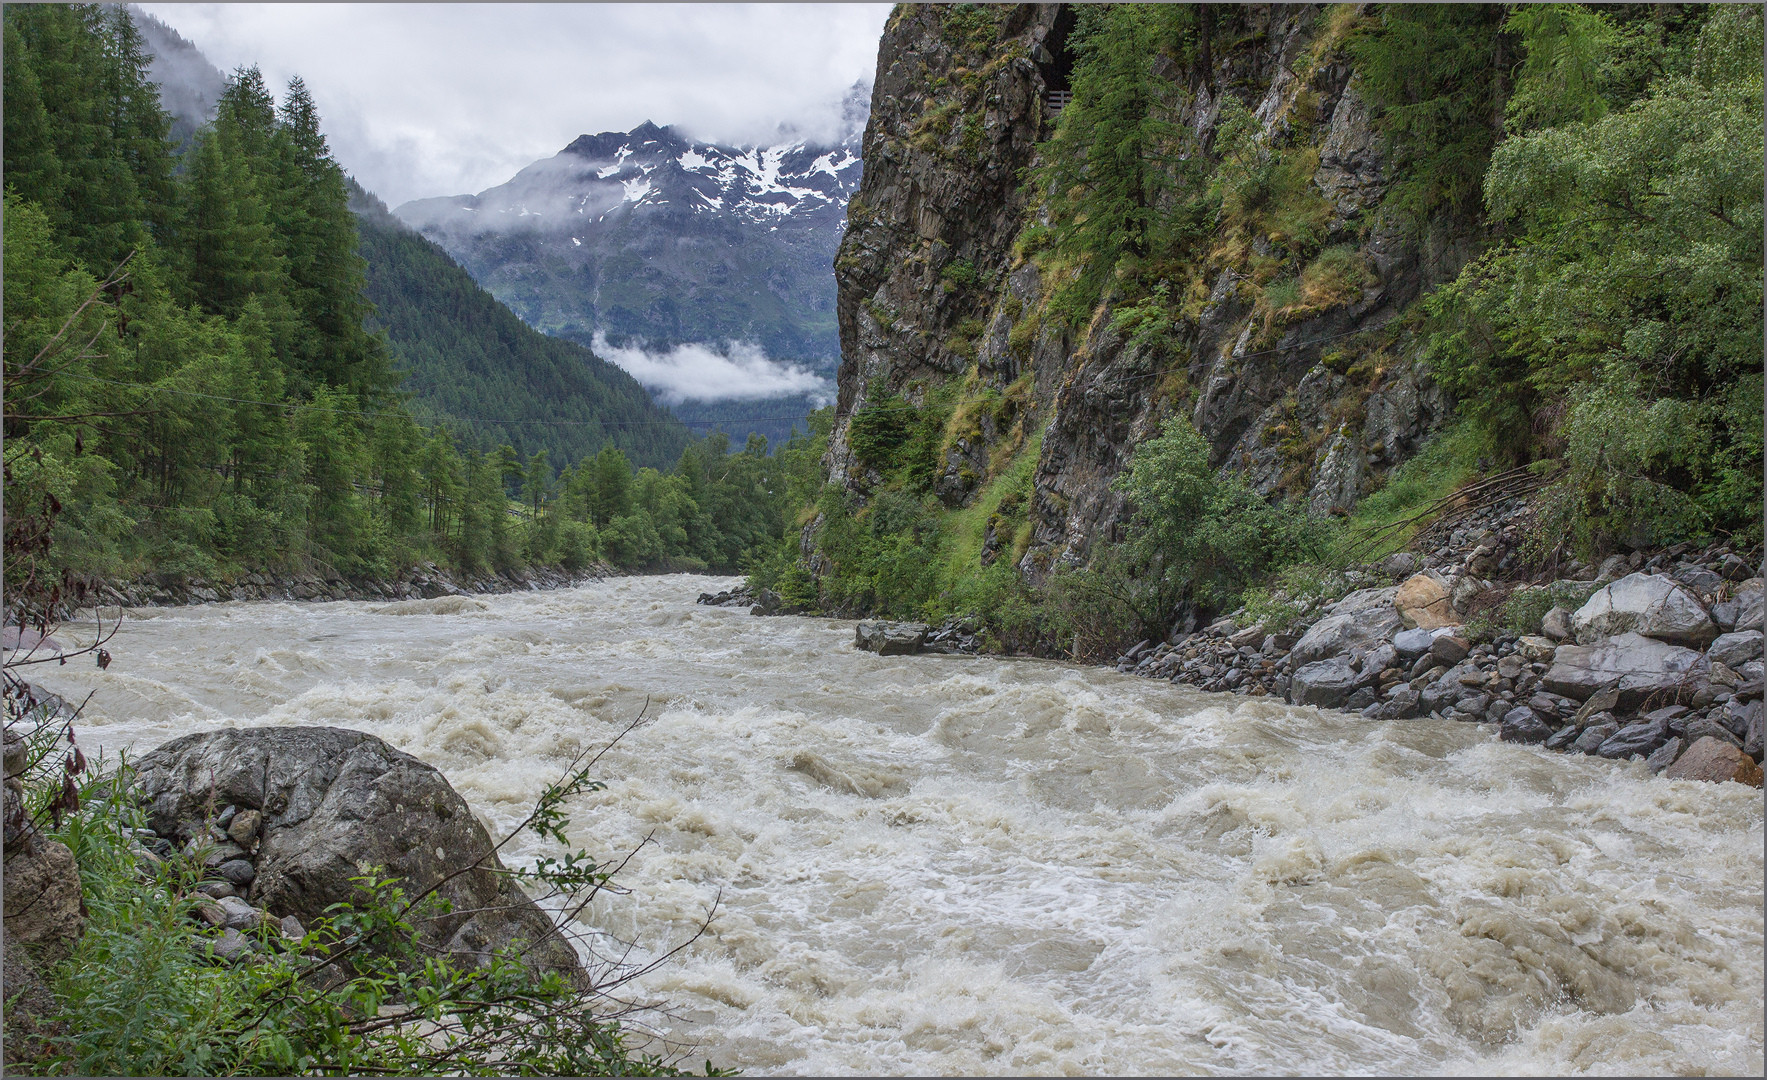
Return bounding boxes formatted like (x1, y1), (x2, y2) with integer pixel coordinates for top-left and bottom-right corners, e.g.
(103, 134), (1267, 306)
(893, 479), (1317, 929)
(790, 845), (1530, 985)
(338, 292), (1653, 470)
(842, 497), (1764, 786)
(82, 561), (614, 611)
(1126, 515), (1763, 783)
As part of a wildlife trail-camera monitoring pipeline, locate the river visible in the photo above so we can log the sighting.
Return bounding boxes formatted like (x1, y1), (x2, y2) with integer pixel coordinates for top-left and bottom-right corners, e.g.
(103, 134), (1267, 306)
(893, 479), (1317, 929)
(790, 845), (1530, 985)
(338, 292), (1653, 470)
(46, 575), (1765, 1075)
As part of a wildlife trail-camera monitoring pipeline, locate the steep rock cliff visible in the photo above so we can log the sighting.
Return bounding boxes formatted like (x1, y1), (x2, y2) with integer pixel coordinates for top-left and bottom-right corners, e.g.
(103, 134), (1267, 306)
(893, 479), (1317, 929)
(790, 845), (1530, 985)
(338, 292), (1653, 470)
(824, 4), (1468, 588)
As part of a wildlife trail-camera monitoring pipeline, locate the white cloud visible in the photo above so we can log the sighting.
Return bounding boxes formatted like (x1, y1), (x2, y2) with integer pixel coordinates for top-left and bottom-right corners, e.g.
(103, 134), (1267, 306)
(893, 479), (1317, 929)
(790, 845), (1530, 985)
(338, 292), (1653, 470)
(137, 3), (890, 207)
(591, 334), (833, 406)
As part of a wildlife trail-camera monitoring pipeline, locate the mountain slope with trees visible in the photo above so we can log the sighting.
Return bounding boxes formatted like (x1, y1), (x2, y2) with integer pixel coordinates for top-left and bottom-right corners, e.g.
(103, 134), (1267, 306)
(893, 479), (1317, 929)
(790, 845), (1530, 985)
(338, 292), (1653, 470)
(3, 3), (809, 595)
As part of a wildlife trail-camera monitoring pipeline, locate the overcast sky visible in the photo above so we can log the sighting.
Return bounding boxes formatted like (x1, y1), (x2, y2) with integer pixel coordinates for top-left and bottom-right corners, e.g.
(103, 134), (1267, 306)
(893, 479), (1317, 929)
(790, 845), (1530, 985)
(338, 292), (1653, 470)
(138, 3), (891, 207)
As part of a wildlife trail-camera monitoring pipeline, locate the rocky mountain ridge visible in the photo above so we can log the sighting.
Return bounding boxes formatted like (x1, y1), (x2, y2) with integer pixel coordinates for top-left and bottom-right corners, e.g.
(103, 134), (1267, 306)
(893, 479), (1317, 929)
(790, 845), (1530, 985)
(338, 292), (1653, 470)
(395, 90), (869, 370)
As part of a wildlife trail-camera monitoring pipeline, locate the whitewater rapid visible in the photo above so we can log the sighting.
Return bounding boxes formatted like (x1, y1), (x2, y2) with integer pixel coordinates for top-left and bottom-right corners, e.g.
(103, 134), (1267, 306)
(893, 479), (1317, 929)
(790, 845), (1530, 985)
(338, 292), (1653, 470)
(48, 576), (1765, 1075)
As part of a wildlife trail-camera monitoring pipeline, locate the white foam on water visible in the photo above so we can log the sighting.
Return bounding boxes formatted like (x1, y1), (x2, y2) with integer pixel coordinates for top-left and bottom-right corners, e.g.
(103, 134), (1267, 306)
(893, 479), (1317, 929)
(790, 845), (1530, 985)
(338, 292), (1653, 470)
(47, 576), (1764, 1075)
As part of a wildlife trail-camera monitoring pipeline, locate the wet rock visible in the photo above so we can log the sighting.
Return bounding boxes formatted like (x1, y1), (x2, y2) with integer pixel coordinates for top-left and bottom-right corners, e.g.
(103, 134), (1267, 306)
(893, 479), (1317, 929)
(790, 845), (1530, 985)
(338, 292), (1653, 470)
(1540, 606), (1573, 642)
(1290, 656), (1364, 709)
(1571, 572), (1717, 647)
(1499, 707), (1553, 744)
(1395, 572), (1458, 630)
(1392, 626), (1437, 659)
(1429, 635), (1471, 667)
(1344, 686), (1379, 711)
(1527, 692), (1579, 719)
(854, 621), (929, 656)
(1663, 736), (1764, 786)
(1290, 606), (1404, 666)
(1646, 737), (1685, 774)
(1571, 721), (1621, 755)
(135, 726), (584, 984)
(1596, 720), (1670, 760)
(1708, 630), (1764, 669)
(1542, 634), (1703, 711)
(1544, 724), (1583, 751)
(1378, 688), (1422, 720)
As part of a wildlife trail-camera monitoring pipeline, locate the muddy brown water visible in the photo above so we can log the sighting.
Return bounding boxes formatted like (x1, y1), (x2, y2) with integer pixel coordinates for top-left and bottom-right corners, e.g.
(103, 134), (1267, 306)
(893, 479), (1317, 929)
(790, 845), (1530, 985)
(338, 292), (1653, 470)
(47, 575), (1765, 1075)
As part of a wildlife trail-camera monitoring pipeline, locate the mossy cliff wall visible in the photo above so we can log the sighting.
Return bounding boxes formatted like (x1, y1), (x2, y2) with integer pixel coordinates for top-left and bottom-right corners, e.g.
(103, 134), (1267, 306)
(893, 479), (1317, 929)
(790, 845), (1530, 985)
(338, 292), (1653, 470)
(820, 3), (1473, 583)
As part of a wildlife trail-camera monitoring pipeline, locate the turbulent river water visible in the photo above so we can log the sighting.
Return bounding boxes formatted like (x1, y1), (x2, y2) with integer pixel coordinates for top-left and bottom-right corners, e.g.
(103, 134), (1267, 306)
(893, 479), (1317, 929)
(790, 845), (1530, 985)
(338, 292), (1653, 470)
(48, 575), (1765, 1075)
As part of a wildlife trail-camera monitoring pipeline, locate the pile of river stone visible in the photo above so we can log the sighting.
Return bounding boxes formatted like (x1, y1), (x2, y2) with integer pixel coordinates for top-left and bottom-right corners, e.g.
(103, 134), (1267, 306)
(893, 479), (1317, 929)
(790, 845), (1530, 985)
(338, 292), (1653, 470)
(130, 806), (307, 964)
(1121, 530), (1763, 785)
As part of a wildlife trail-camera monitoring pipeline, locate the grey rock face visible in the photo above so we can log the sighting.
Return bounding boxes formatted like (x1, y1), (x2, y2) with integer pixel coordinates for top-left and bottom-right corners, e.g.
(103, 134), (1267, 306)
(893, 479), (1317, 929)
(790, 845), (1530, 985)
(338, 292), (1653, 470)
(2, 836), (85, 964)
(1596, 720), (1670, 760)
(1307, 429), (1366, 517)
(1540, 606), (1573, 642)
(1499, 707), (1553, 744)
(1392, 626), (1437, 659)
(1290, 606), (1405, 667)
(134, 726), (582, 984)
(1571, 572), (1717, 646)
(854, 621), (929, 656)
(1708, 630), (1764, 669)
(1542, 633), (1704, 711)
(1291, 656), (1364, 708)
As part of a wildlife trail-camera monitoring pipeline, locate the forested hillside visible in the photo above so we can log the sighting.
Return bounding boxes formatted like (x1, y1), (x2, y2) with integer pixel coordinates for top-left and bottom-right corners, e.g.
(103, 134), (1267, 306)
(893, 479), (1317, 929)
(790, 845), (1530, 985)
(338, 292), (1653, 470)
(755, 3), (1763, 657)
(350, 184), (690, 470)
(2, 3), (803, 597)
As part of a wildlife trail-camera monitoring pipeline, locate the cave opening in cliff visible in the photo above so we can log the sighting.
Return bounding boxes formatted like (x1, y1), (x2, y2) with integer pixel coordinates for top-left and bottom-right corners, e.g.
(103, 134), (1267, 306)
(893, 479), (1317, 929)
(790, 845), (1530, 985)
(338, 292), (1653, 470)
(1040, 4), (1078, 114)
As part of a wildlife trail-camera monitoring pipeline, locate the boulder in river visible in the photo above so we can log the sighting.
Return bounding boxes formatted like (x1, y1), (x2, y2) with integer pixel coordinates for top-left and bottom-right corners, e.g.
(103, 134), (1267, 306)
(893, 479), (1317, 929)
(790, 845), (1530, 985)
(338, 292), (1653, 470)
(854, 621), (929, 656)
(1571, 572), (1717, 646)
(1290, 656), (1364, 709)
(1663, 736), (1764, 786)
(134, 726), (583, 983)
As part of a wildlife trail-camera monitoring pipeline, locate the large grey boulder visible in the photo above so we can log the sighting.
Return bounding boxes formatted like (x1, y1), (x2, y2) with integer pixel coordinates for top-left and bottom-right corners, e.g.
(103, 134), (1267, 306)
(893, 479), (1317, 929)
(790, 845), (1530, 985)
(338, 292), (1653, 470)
(1571, 572), (1716, 646)
(1290, 656), (1366, 709)
(854, 621), (929, 656)
(1541, 633), (1703, 711)
(134, 726), (582, 983)
(1290, 605), (1404, 666)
